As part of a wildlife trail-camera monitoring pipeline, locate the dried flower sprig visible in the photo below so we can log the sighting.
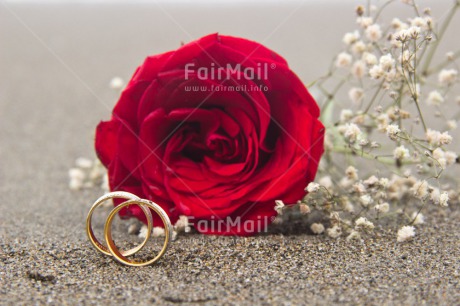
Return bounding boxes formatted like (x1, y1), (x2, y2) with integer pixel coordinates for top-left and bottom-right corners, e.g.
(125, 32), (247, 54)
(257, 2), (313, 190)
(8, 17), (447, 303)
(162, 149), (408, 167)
(288, 0), (460, 242)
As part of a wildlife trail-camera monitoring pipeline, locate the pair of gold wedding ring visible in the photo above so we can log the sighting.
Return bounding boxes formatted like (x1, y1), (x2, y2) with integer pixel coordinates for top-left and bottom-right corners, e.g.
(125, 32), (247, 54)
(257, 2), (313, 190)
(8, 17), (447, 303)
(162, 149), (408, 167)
(86, 191), (173, 267)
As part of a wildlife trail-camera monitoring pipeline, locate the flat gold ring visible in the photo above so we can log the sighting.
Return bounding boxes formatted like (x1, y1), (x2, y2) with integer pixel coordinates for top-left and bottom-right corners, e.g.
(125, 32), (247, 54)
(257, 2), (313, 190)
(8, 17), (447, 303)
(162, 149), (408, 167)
(104, 199), (173, 267)
(86, 191), (153, 256)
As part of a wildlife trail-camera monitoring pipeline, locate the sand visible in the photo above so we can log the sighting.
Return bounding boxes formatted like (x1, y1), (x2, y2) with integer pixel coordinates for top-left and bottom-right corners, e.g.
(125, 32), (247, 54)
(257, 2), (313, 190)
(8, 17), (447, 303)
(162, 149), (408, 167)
(1, 2), (459, 305)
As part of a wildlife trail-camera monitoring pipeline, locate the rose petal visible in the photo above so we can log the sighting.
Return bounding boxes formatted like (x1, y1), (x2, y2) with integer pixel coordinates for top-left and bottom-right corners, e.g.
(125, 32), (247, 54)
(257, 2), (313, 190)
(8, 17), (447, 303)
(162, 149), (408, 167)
(95, 120), (119, 167)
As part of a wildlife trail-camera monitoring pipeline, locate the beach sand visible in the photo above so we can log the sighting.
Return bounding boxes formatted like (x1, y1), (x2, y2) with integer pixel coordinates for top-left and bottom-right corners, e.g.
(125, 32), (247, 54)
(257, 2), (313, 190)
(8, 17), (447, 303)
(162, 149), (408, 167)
(1, 2), (459, 305)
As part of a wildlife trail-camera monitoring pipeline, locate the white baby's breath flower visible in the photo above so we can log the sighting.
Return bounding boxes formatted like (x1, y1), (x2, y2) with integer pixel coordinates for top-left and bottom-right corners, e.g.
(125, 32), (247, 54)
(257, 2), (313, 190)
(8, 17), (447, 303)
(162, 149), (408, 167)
(430, 188), (441, 203)
(352, 60), (366, 79)
(411, 212), (425, 225)
(445, 151), (458, 166)
(152, 227), (165, 237)
(446, 51), (455, 61)
(109, 77), (124, 89)
(345, 166), (358, 180)
(357, 17), (373, 28)
(128, 223), (140, 235)
(326, 225), (342, 239)
(360, 194), (373, 207)
(358, 137), (369, 147)
(379, 178), (389, 188)
(433, 148), (447, 169)
(362, 52), (378, 66)
(439, 192), (449, 207)
(69, 179), (83, 191)
(69, 168), (85, 181)
(369, 65), (385, 79)
(346, 230), (361, 241)
(391, 18), (408, 30)
(438, 69), (458, 85)
(377, 113), (390, 131)
(306, 182), (320, 193)
(426, 129), (452, 147)
(363, 175), (379, 187)
(348, 87), (364, 105)
(408, 26), (421, 38)
(395, 29), (410, 41)
(365, 24), (382, 42)
(393, 145), (410, 160)
(352, 112), (365, 125)
(101, 173), (109, 192)
(336, 52), (353, 68)
(410, 17), (427, 29)
(138, 225), (149, 239)
(174, 215), (191, 233)
(375, 202), (390, 213)
(426, 129), (440, 145)
(341, 123), (362, 143)
(432, 147), (445, 160)
(75, 157), (93, 169)
(274, 200), (285, 215)
(426, 90), (444, 106)
(89, 159), (106, 182)
(351, 41), (367, 54)
(397, 226), (415, 242)
(343, 31), (360, 45)
(310, 223), (325, 235)
(353, 182), (366, 194)
(438, 131), (453, 145)
(385, 124), (400, 140)
(341, 198), (354, 213)
(384, 69), (398, 82)
(411, 180), (429, 199)
(299, 204), (311, 215)
(355, 217), (374, 230)
(340, 109), (354, 122)
(379, 54), (395, 71)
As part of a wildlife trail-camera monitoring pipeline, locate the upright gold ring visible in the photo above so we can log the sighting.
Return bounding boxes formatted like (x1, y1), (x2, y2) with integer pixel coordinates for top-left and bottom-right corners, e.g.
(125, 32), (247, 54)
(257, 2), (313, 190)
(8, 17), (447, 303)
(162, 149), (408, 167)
(104, 199), (173, 267)
(86, 191), (153, 257)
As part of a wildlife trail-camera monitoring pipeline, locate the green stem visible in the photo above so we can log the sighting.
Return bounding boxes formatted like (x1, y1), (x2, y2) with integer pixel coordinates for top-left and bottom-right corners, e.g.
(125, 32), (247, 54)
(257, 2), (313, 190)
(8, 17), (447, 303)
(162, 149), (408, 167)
(364, 80), (385, 113)
(330, 146), (410, 165)
(413, 94), (428, 133)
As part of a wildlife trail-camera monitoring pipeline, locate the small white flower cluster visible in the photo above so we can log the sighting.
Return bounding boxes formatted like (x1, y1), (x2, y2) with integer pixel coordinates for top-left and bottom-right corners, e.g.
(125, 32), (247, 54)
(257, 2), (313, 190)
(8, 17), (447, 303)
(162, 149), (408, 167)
(68, 157), (108, 191)
(138, 225), (165, 239)
(309, 1), (459, 242)
(273, 199), (312, 218)
(109, 77), (124, 90)
(397, 225), (415, 242)
(274, 200), (285, 215)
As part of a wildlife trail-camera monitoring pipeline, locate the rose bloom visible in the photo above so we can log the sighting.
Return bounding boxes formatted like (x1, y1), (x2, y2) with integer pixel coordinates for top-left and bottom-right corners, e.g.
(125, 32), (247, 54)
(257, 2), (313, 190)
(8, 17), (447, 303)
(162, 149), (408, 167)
(95, 33), (324, 235)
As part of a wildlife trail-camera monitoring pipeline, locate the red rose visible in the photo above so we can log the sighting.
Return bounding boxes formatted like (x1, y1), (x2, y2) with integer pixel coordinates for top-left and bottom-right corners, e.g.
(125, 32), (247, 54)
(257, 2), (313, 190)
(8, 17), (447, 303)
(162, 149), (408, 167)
(95, 33), (324, 235)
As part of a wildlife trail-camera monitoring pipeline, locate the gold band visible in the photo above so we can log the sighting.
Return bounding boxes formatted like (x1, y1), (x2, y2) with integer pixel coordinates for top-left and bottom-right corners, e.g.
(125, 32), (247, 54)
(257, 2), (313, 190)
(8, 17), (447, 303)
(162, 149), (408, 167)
(86, 191), (153, 257)
(104, 199), (173, 267)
